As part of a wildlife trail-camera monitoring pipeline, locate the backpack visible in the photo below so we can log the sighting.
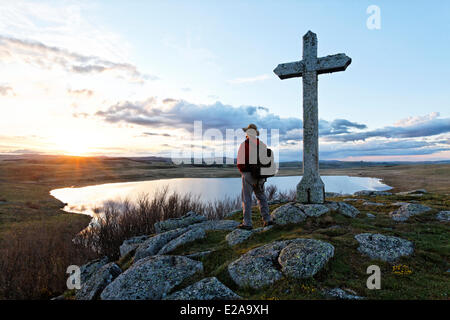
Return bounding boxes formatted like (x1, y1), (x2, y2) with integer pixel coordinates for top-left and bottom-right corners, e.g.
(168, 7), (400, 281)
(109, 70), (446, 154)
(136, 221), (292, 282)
(249, 142), (277, 179)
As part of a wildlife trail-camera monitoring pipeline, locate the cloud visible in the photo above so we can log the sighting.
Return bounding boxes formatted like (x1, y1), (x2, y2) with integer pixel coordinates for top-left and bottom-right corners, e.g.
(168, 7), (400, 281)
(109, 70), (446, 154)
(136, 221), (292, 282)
(0, 35), (157, 83)
(228, 74), (271, 84)
(95, 98), (301, 134)
(142, 132), (172, 137)
(0, 85), (15, 96)
(324, 112), (450, 142)
(67, 88), (93, 97)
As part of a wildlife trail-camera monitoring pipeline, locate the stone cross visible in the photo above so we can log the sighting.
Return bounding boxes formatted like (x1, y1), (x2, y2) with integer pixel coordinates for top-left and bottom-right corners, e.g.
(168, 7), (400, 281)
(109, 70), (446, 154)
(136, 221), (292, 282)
(273, 31), (351, 204)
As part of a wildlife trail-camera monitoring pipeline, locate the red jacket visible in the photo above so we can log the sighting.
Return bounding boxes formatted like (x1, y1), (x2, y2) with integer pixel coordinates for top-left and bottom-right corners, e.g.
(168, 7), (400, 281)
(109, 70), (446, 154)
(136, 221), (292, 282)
(237, 137), (267, 173)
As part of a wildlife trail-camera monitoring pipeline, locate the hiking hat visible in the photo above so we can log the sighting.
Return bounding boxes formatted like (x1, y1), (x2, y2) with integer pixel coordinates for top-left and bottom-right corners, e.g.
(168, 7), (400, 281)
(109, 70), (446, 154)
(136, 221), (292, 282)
(242, 123), (259, 136)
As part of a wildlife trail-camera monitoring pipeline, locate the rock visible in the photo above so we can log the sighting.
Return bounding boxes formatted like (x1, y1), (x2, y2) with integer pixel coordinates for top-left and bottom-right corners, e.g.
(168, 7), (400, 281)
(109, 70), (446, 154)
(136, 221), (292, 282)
(396, 189), (427, 196)
(226, 226), (273, 246)
(120, 235), (149, 258)
(363, 201), (384, 206)
(322, 288), (364, 300)
(134, 228), (187, 261)
(366, 213), (376, 219)
(324, 201), (339, 211)
(295, 203), (329, 217)
(228, 240), (287, 289)
(185, 251), (212, 259)
(228, 238), (334, 289)
(76, 263), (121, 300)
(278, 239), (334, 278)
(337, 202), (360, 218)
(355, 233), (414, 262)
(225, 209), (241, 218)
(79, 256), (109, 284)
(158, 227), (206, 255)
(325, 192), (342, 198)
(188, 219), (240, 231)
(164, 277), (241, 300)
(389, 203), (432, 221)
(354, 190), (392, 197)
(271, 203), (306, 225)
(100, 256), (203, 300)
(154, 211), (207, 233)
(436, 211), (450, 222)
(391, 202), (410, 206)
(343, 198), (361, 202)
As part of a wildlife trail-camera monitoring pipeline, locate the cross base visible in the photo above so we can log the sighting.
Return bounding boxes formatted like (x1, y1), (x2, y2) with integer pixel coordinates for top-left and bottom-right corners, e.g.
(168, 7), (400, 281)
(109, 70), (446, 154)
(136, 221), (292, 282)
(297, 176), (325, 204)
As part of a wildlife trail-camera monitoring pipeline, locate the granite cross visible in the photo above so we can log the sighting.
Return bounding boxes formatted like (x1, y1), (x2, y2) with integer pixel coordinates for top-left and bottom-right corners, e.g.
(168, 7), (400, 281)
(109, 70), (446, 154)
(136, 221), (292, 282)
(273, 31), (351, 204)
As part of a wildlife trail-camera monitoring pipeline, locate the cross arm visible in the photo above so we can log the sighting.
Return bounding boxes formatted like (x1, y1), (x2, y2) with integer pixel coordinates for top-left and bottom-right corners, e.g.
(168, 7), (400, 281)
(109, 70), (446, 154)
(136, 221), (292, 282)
(273, 61), (305, 79)
(316, 53), (351, 75)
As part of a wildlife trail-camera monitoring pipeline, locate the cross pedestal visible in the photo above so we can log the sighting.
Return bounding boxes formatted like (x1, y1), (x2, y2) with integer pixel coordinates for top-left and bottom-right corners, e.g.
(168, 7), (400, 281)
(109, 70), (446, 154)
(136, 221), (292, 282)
(274, 31), (351, 203)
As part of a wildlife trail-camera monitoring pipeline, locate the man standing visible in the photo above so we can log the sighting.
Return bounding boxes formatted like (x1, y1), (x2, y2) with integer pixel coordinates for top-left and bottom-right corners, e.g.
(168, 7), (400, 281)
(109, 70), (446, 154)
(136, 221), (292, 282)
(237, 124), (273, 230)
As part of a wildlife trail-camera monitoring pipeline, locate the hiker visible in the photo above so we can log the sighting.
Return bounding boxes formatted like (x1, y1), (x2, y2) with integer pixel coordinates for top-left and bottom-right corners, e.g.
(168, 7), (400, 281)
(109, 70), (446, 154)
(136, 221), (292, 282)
(237, 124), (274, 230)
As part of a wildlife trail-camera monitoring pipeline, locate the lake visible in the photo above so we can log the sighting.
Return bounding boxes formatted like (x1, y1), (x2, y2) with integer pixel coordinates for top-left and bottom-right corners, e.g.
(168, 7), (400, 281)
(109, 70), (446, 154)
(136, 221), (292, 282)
(50, 175), (391, 216)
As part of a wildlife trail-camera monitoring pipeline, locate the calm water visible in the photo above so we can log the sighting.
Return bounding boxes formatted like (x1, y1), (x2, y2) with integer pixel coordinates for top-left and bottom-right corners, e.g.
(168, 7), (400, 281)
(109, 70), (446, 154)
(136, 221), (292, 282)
(50, 176), (391, 216)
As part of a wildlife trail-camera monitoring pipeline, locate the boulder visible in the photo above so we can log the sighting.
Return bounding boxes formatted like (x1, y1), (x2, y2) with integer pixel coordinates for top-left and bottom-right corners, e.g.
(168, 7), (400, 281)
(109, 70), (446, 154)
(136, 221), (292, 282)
(325, 192), (342, 198)
(158, 227), (206, 255)
(278, 239), (334, 278)
(79, 256), (109, 284)
(324, 201), (339, 211)
(355, 233), (414, 262)
(76, 262), (121, 300)
(366, 213), (376, 219)
(436, 211), (450, 222)
(354, 190), (392, 197)
(271, 203), (306, 225)
(391, 202), (410, 206)
(389, 203), (432, 221)
(363, 201), (384, 206)
(228, 238), (334, 289)
(228, 241), (289, 289)
(337, 202), (360, 218)
(119, 235), (149, 258)
(100, 255), (203, 300)
(226, 226), (273, 246)
(396, 189), (427, 196)
(134, 228), (187, 261)
(188, 219), (240, 232)
(322, 288), (364, 300)
(295, 203), (329, 217)
(343, 198), (361, 202)
(185, 251), (212, 259)
(154, 211), (206, 233)
(164, 277), (241, 300)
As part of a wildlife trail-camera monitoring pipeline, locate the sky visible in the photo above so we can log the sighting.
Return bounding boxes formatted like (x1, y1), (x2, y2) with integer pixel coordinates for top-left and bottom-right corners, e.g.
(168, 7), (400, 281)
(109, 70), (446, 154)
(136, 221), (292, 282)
(0, 0), (449, 161)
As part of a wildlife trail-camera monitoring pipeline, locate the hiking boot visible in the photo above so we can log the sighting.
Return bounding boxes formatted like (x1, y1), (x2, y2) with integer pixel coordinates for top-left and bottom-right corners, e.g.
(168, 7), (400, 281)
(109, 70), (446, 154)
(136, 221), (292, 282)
(263, 220), (274, 227)
(237, 223), (253, 230)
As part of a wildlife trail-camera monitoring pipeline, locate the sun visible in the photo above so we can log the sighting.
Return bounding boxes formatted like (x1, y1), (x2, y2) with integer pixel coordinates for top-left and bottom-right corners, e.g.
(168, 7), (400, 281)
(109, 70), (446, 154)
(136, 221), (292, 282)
(52, 132), (94, 156)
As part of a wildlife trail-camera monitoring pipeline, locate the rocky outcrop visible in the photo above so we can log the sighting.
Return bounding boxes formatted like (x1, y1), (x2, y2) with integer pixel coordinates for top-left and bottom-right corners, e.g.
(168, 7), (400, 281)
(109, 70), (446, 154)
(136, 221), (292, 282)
(337, 202), (360, 218)
(119, 235), (149, 258)
(389, 203), (432, 221)
(436, 211), (450, 222)
(154, 211), (207, 233)
(322, 288), (364, 300)
(188, 219), (240, 232)
(363, 201), (384, 206)
(100, 255), (203, 300)
(271, 203), (306, 225)
(396, 189), (427, 196)
(158, 227), (206, 255)
(226, 226), (273, 246)
(164, 277), (241, 300)
(295, 204), (330, 217)
(134, 227), (188, 261)
(354, 190), (392, 197)
(228, 239), (334, 289)
(76, 262), (121, 300)
(79, 256), (109, 284)
(278, 239), (334, 279)
(355, 233), (414, 262)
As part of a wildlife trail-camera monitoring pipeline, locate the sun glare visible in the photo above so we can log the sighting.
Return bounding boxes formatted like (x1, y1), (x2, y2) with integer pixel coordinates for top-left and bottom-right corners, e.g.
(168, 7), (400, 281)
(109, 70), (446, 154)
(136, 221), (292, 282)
(52, 132), (94, 156)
